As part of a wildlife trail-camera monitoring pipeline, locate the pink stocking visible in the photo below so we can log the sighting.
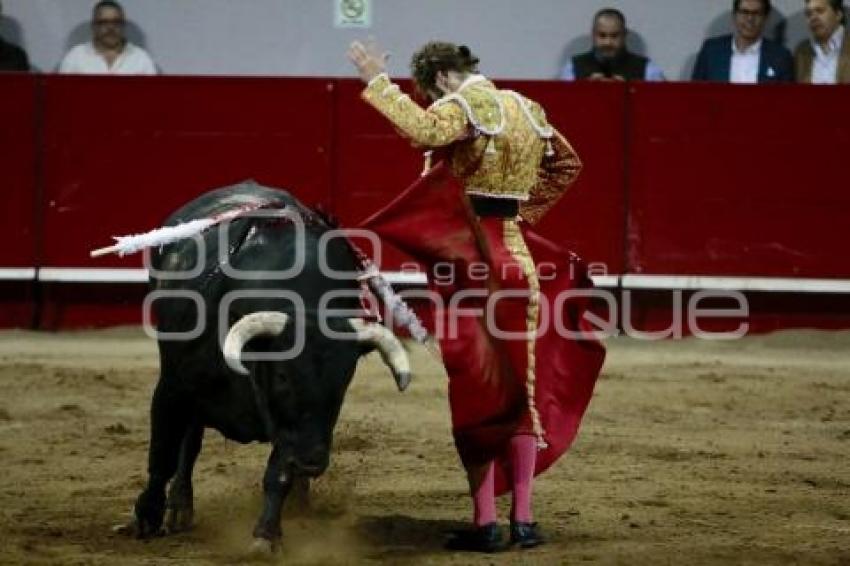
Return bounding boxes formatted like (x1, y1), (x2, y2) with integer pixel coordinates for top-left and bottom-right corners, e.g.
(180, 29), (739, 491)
(510, 434), (537, 523)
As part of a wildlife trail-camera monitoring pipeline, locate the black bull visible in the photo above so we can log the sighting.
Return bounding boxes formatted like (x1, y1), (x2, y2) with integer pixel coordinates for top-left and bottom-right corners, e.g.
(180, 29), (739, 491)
(124, 182), (410, 549)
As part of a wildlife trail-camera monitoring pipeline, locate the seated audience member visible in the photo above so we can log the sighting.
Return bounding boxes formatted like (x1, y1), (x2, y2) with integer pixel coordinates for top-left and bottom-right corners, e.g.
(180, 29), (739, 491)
(0, 0), (29, 72)
(58, 0), (156, 75)
(692, 0), (794, 83)
(794, 0), (849, 83)
(561, 8), (665, 81)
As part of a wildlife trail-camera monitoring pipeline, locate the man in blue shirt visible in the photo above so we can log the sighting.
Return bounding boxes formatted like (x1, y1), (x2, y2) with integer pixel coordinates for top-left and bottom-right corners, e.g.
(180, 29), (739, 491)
(692, 0), (794, 83)
(561, 8), (665, 82)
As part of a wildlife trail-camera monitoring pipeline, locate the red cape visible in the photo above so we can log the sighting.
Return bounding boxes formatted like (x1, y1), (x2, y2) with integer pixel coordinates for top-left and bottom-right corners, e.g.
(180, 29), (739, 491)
(360, 163), (605, 495)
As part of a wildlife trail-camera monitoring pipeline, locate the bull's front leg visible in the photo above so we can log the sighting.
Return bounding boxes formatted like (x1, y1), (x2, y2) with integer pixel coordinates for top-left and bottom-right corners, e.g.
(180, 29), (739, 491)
(251, 442), (294, 553)
(131, 380), (191, 538)
(165, 424), (204, 533)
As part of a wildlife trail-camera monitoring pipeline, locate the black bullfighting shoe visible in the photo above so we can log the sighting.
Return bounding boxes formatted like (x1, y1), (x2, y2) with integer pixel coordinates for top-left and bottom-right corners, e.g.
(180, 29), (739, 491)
(444, 522), (505, 553)
(510, 521), (544, 549)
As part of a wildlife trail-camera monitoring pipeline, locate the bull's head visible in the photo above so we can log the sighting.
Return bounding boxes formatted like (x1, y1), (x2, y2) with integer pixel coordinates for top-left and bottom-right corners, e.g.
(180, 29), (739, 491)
(222, 312), (411, 389)
(221, 311), (411, 476)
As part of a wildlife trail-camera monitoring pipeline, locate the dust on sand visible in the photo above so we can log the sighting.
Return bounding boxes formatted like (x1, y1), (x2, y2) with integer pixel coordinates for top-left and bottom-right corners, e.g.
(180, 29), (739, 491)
(0, 328), (847, 565)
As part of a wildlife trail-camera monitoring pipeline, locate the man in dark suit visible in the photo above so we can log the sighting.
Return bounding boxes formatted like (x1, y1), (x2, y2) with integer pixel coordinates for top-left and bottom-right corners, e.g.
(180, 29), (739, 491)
(794, 0), (849, 84)
(0, 0), (29, 72)
(692, 0), (793, 83)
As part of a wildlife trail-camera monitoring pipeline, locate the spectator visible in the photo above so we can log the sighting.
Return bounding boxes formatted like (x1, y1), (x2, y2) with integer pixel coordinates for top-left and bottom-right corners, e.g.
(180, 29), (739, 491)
(58, 0), (156, 75)
(0, 0), (29, 72)
(692, 0), (794, 83)
(561, 8), (665, 81)
(794, 0), (849, 83)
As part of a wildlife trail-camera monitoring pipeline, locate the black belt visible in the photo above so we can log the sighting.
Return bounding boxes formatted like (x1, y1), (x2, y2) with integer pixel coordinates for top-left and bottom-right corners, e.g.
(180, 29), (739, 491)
(469, 195), (520, 218)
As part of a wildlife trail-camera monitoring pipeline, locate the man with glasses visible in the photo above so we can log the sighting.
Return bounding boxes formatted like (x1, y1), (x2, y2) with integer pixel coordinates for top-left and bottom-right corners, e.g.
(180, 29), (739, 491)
(794, 0), (849, 83)
(58, 0), (156, 75)
(692, 0), (793, 83)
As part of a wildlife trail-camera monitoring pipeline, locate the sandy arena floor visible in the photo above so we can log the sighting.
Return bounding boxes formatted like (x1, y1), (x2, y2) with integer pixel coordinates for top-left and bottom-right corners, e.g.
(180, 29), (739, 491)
(0, 328), (847, 565)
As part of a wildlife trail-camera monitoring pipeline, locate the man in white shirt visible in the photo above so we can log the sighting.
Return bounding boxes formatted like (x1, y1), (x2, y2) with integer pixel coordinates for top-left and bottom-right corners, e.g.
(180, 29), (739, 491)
(58, 0), (156, 75)
(794, 0), (850, 83)
(692, 0), (794, 83)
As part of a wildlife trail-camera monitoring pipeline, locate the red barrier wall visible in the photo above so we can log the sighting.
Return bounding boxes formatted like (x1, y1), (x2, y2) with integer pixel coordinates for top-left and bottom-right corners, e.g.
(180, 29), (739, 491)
(330, 79), (423, 268)
(506, 81), (627, 273)
(628, 83), (850, 277)
(38, 76), (336, 325)
(0, 74), (38, 327)
(2, 75), (849, 330)
(41, 76), (335, 270)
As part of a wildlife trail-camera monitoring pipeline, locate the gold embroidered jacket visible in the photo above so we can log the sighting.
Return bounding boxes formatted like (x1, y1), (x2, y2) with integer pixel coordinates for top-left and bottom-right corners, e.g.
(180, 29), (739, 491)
(361, 73), (582, 224)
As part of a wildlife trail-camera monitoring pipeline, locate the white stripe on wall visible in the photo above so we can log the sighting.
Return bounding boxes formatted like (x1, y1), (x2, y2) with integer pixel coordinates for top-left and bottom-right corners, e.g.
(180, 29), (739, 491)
(38, 268), (149, 283)
(27, 268), (619, 288)
(3, 268), (850, 294)
(621, 275), (850, 294)
(591, 275), (619, 288)
(0, 268), (37, 281)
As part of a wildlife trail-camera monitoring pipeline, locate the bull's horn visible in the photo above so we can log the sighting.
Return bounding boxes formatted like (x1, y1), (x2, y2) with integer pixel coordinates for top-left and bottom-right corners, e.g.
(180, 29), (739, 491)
(349, 319), (412, 392)
(223, 312), (290, 375)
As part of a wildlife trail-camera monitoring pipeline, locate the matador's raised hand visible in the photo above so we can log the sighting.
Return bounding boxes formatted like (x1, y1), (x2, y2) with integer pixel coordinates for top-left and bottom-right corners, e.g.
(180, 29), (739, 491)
(347, 37), (390, 84)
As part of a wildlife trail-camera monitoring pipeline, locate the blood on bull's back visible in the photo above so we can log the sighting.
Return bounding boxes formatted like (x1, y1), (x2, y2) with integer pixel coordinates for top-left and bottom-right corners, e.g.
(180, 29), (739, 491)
(149, 181), (363, 335)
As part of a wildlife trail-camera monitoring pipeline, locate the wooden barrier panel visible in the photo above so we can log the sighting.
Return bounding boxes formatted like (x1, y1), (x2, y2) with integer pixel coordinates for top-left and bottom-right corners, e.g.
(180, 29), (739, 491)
(506, 80), (627, 274)
(40, 76), (335, 270)
(0, 75), (847, 329)
(330, 79), (423, 270)
(0, 74), (38, 327)
(627, 82), (850, 278)
(0, 75), (37, 268)
(38, 76), (335, 327)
